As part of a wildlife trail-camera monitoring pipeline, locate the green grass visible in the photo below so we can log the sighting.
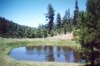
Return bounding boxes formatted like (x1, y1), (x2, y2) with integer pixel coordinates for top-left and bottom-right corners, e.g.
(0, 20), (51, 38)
(0, 38), (82, 66)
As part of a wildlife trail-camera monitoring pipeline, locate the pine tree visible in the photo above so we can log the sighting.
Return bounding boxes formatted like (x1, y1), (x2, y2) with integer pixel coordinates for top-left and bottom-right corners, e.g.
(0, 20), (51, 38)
(68, 8), (70, 20)
(62, 9), (72, 34)
(46, 4), (55, 34)
(56, 13), (62, 34)
(67, 9), (72, 32)
(62, 10), (68, 34)
(78, 0), (100, 65)
(73, 0), (79, 26)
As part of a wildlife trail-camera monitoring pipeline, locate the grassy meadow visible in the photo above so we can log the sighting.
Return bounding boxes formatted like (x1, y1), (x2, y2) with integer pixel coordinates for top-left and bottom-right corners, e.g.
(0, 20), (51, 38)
(0, 37), (84, 66)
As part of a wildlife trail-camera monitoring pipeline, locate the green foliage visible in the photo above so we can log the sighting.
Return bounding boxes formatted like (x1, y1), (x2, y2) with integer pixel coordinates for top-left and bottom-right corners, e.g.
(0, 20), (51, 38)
(0, 17), (39, 38)
(56, 13), (62, 34)
(43, 29), (48, 38)
(0, 4), (74, 38)
(0, 17), (49, 38)
(50, 30), (54, 37)
(56, 13), (61, 29)
(73, 0), (79, 26)
(46, 4), (55, 34)
(62, 9), (72, 34)
(75, 0), (100, 66)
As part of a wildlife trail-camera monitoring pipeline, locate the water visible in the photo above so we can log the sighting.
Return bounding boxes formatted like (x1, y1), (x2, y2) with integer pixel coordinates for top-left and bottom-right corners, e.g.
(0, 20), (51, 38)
(9, 46), (82, 62)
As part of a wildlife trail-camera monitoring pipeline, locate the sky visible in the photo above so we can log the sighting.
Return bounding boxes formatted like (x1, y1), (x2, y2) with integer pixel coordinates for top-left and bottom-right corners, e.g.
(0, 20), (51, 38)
(0, 0), (86, 27)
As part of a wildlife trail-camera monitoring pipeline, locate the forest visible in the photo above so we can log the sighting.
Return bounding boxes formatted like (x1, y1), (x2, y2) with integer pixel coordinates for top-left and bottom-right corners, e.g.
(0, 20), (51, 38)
(0, 5), (72, 38)
(0, 0), (100, 66)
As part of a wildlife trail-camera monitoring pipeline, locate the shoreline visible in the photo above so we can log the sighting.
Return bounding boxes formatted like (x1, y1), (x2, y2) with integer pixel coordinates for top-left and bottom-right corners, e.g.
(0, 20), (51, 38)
(0, 37), (83, 66)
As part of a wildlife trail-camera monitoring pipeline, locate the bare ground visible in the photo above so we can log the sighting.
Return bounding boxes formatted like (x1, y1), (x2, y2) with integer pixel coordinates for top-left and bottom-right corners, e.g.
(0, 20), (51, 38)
(47, 33), (73, 40)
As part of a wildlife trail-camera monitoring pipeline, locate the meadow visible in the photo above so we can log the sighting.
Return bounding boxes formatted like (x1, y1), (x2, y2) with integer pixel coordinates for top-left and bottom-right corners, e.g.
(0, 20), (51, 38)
(0, 37), (83, 66)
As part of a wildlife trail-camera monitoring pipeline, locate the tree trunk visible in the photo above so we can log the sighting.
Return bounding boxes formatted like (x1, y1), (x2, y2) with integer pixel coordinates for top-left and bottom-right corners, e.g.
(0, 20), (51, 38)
(91, 43), (95, 66)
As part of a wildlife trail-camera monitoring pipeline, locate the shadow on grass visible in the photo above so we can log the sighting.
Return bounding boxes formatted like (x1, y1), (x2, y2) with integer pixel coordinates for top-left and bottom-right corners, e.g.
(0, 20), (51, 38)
(85, 63), (100, 66)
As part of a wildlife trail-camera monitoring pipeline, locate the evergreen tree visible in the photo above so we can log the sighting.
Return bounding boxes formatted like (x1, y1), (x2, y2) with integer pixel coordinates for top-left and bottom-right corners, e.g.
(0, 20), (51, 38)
(78, 0), (100, 65)
(56, 13), (62, 34)
(68, 8), (70, 20)
(62, 10), (68, 34)
(73, 0), (79, 26)
(46, 4), (55, 34)
(62, 9), (72, 34)
(67, 9), (72, 32)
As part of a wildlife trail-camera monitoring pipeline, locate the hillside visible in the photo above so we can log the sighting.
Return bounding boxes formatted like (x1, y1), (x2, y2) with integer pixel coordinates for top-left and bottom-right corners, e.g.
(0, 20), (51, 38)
(47, 33), (73, 40)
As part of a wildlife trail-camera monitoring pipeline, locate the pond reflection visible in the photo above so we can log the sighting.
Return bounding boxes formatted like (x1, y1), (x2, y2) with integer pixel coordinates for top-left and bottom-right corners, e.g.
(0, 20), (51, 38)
(9, 46), (83, 62)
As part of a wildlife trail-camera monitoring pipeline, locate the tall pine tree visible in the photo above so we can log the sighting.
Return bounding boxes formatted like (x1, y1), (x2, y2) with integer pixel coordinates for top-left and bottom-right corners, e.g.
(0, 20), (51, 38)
(73, 0), (79, 27)
(62, 10), (68, 34)
(46, 4), (55, 34)
(56, 13), (62, 34)
(62, 9), (72, 34)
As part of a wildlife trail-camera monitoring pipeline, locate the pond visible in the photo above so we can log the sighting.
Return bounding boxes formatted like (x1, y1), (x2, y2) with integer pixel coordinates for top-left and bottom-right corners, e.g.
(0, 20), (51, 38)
(9, 46), (83, 62)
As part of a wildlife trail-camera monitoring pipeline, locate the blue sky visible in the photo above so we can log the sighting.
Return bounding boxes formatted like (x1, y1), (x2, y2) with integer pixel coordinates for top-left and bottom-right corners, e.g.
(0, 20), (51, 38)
(0, 0), (86, 27)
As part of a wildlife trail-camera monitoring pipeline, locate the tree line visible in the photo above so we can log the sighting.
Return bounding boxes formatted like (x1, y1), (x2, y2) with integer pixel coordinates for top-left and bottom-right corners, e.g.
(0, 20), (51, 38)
(45, 4), (73, 36)
(0, 4), (73, 38)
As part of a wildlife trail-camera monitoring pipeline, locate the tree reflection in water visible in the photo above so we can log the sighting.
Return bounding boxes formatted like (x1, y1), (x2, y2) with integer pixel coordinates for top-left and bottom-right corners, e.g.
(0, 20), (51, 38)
(57, 46), (61, 58)
(20, 46), (82, 62)
(46, 46), (54, 61)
